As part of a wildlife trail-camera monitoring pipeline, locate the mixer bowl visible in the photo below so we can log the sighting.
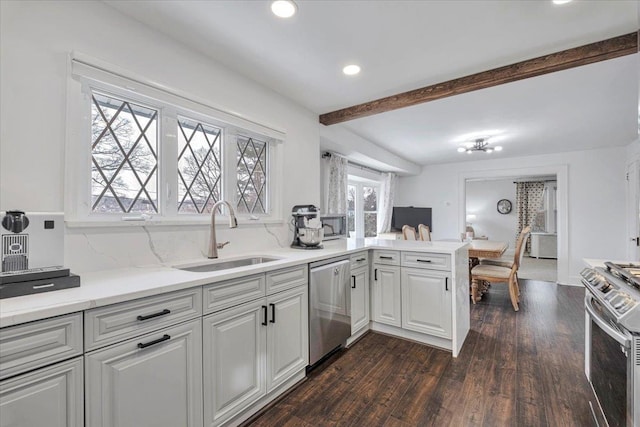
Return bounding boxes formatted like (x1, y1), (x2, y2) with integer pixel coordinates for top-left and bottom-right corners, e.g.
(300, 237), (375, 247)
(299, 228), (324, 246)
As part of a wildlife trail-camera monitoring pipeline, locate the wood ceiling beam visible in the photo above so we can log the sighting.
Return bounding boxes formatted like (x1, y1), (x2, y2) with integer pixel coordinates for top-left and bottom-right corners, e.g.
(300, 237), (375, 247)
(319, 31), (638, 126)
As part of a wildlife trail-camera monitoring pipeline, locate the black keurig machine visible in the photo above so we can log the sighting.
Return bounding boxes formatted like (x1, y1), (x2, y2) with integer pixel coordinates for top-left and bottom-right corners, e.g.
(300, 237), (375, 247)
(291, 205), (323, 249)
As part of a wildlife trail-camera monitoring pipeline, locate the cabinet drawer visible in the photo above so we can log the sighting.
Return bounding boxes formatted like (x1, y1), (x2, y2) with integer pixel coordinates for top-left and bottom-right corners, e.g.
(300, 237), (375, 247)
(0, 313), (83, 380)
(401, 252), (451, 271)
(372, 250), (400, 266)
(266, 265), (307, 295)
(85, 288), (202, 352)
(204, 273), (266, 314)
(350, 251), (369, 270)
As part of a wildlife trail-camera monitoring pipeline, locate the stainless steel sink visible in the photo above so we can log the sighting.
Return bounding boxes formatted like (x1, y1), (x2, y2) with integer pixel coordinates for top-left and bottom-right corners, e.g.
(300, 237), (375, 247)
(174, 256), (281, 272)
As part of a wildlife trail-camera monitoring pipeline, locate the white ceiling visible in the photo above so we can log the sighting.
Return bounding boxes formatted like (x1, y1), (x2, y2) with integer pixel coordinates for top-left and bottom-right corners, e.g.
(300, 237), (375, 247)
(106, 0), (639, 166)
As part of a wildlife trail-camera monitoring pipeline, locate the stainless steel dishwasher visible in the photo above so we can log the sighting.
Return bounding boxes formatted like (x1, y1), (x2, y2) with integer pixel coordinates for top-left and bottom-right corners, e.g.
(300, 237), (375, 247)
(308, 256), (351, 366)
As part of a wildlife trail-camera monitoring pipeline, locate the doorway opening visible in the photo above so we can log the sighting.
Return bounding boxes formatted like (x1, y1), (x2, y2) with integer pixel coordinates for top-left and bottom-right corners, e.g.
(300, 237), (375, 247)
(458, 164), (569, 284)
(466, 176), (557, 283)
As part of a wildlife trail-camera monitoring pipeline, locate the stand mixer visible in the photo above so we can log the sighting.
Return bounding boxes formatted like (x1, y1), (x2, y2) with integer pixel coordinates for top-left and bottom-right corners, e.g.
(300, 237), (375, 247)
(290, 205), (324, 249)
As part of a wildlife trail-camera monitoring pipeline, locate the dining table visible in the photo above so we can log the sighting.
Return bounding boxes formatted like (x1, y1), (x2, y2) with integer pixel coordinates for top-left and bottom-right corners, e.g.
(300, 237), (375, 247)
(467, 239), (509, 303)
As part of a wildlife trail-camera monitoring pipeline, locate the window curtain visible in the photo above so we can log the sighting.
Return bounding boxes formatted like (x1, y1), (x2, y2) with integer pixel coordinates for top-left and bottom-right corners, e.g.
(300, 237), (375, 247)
(377, 172), (397, 234)
(515, 182), (544, 252)
(325, 153), (348, 214)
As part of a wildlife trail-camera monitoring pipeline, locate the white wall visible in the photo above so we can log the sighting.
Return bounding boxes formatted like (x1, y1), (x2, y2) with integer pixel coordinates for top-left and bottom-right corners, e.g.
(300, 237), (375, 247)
(395, 147), (628, 284)
(465, 179), (518, 249)
(0, 1), (320, 273)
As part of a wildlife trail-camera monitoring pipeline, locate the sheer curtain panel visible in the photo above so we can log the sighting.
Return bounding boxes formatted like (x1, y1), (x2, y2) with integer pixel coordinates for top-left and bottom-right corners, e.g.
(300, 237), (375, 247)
(325, 153), (348, 214)
(377, 172), (396, 234)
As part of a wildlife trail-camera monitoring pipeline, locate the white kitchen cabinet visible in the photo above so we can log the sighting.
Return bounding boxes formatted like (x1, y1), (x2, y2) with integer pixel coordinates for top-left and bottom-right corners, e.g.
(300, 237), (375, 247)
(203, 299), (266, 427)
(85, 319), (203, 427)
(0, 357), (83, 427)
(203, 285), (308, 427)
(401, 267), (452, 338)
(266, 286), (308, 393)
(371, 264), (401, 327)
(350, 266), (370, 334)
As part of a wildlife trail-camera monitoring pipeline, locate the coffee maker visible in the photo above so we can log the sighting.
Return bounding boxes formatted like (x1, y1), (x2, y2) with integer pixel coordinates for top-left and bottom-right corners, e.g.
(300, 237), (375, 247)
(0, 211), (80, 298)
(291, 205), (323, 249)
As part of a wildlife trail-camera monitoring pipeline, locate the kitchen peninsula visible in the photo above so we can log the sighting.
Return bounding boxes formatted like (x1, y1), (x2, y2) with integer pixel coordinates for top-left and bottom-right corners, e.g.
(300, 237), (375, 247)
(0, 238), (469, 427)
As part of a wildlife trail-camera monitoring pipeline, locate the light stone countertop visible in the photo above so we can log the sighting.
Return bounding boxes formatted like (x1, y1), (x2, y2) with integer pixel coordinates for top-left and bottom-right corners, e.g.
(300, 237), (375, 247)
(0, 238), (468, 328)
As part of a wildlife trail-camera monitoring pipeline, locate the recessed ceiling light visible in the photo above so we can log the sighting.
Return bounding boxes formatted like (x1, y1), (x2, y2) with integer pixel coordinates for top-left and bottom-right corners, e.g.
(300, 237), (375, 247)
(343, 64), (361, 76)
(552, 0), (572, 4)
(271, 0), (297, 18)
(494, 146), (503, 152)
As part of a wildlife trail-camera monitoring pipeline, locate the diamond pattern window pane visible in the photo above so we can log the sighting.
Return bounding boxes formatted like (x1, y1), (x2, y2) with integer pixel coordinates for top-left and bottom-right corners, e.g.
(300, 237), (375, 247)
(237, 136), (267, 214)
(177, 117), (222, 214)
(91, 92), (158, 213)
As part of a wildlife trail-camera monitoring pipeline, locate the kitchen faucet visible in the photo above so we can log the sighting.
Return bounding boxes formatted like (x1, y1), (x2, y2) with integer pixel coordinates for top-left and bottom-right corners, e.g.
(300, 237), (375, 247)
(208, 200), (238, 259)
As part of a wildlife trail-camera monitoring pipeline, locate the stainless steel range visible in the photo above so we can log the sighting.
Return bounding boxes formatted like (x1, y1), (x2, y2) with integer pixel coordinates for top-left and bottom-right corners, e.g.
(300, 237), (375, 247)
(581, 262), (640, 427)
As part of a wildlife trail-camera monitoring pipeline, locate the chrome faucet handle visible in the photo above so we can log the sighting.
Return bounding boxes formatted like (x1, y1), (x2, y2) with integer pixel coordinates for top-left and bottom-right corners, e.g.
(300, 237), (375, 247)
(216, 241), (230, 249)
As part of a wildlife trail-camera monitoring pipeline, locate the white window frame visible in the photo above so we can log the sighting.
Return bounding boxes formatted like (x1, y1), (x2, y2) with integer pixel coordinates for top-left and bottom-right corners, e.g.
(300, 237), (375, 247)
(65, 53), (284, 227)
(348, 165), (381, 238)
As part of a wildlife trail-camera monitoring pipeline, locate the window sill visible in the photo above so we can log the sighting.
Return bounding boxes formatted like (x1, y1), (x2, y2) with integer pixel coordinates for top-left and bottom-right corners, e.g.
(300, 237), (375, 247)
(65, 217), (285, 229)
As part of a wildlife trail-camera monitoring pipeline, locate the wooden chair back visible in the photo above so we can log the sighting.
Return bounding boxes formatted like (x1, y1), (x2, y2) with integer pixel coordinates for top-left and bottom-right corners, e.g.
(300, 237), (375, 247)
(513, 226), (532, 271)
(418, 224), (431, 242)
(402, 225), (417, 240)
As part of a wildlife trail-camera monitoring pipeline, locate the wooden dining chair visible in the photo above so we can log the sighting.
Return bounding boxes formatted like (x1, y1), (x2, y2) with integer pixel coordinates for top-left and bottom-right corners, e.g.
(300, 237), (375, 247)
(418, 224), (431, 241)
(402, 225), (417, 240)
(480, 226), (531, 269)
(470, 226), (531, 311)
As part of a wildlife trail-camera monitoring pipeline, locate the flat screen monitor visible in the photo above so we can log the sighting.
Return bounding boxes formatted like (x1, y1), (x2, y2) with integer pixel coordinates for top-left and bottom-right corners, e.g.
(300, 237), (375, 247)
(391, 206), (432, 232)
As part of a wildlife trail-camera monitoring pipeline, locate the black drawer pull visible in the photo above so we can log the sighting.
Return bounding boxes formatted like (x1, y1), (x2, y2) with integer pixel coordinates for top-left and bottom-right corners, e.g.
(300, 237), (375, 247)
(417, 259), (432, 263)
(356, 258), (366, 262)
(379, 256), (393, 260)
(445, 277), (449, 291)
(374, 269), (378, 281)
(269, 303), (276, 323)
(138, 334), (170, 349)
(137, 309), (171, 321)
(351, 275), (357, 289)
(262, 305), (268, 326)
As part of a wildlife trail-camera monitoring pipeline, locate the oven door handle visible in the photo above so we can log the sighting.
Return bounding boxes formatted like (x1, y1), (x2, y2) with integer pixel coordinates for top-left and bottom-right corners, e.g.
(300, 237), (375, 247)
(585, 295), (631, 347)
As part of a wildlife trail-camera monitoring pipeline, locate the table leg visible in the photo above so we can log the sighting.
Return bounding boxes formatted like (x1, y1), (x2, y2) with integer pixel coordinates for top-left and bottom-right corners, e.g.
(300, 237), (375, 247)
(469, 257), (480, 303)
(471, 277), (479, 304)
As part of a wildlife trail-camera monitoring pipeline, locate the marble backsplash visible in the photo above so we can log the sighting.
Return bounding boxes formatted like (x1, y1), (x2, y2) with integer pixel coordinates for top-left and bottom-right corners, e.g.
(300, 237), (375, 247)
(65, 222), (292, 274)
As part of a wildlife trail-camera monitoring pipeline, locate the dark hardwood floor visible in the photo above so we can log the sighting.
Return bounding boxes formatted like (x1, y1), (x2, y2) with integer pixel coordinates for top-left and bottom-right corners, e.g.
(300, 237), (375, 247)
(246, 280), (593, 427)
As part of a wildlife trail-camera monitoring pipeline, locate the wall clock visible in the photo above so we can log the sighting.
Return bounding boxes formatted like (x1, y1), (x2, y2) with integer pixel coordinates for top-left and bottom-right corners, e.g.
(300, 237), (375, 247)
(497, 199), (512, 214)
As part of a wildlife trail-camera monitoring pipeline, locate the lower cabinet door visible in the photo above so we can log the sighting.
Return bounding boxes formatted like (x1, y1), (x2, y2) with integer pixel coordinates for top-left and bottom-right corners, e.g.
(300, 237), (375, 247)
(203, 299), (267, 427)
(401, 267), (452, 338)
(85, 319), (203, 427)
(350, 267), (370, 333)
(372, 265), (401, 327)
(266, 286), (308, 393)
(0, 357), (83, 427)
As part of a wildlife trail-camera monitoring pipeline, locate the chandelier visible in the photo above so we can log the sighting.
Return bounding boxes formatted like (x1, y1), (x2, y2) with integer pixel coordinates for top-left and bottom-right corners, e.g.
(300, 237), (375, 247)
(457, 138), (502, 154)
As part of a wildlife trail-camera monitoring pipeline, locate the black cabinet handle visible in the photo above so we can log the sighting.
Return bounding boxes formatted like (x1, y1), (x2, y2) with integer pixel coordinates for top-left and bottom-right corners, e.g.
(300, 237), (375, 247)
(379, 256), (393, 260)
(137, 334), (170, 349)
(374, 269), (378, 281)
(137, 309), (171, 321)
(445, 277), (449, 291)
(417, 259), (432, 263)
(356, 258), (366, 262)
(262, 305), (268, 326)
(351, 275), (356, 289)
(269, 303), (276, 323)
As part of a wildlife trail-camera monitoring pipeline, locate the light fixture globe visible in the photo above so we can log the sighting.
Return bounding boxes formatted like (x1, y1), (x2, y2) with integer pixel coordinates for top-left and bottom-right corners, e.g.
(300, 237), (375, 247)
(271, 0), (297, 18)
